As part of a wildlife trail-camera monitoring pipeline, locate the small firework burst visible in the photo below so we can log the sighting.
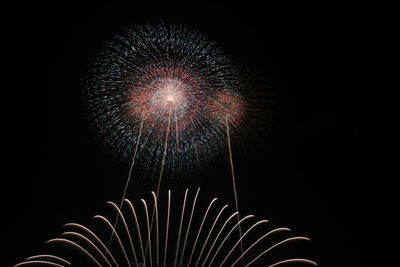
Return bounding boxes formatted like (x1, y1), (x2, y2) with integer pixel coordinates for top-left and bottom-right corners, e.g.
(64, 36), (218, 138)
(207, 90), (247, 129)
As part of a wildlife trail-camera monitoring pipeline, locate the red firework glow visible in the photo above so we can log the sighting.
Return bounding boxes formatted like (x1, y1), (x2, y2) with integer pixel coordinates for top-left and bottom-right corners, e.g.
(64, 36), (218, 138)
(208, 90), (247, 127)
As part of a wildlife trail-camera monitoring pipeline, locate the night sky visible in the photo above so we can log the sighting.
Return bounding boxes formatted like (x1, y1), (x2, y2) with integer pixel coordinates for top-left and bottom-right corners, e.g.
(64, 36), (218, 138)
(3, 1), (395, 266)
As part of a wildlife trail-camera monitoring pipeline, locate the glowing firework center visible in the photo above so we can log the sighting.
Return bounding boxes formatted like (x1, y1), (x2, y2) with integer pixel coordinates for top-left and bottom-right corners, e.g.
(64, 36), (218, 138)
(149, 78), (186, 115)
(130, 72), (205, 133)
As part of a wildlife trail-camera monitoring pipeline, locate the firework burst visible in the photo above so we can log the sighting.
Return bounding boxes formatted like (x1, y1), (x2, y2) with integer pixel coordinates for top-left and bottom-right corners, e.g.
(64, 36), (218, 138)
(84, 25), (240, 177)
(208, 90), (246, 129)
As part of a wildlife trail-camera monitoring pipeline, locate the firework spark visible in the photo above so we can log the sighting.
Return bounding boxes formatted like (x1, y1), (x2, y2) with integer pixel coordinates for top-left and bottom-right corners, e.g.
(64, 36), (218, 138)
(14, 189), (317, 267)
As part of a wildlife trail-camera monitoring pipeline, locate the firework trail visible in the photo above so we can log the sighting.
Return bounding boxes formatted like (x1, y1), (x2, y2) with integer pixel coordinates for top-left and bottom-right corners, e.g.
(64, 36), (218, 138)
(225, 116), (243, 262)
(144, 107), (172, 260)
(207, 90), (247, 262)
(156, 108), (172, 198)
(14, 189), (317, 267)
(108, 120), (144, 248)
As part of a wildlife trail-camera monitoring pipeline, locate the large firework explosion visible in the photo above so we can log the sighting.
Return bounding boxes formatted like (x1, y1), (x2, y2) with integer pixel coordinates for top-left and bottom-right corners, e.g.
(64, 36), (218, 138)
(83, 24), (243, 178)
(14, 189), (317, 267)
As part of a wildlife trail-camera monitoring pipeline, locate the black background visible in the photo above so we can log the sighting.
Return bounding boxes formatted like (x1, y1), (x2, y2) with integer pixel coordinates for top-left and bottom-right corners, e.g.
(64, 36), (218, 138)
(3, 1), (396, 266)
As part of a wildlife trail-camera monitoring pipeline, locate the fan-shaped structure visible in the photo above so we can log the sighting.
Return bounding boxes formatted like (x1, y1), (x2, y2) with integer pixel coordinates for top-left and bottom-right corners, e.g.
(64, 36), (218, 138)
(14, 189), (317, 267)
